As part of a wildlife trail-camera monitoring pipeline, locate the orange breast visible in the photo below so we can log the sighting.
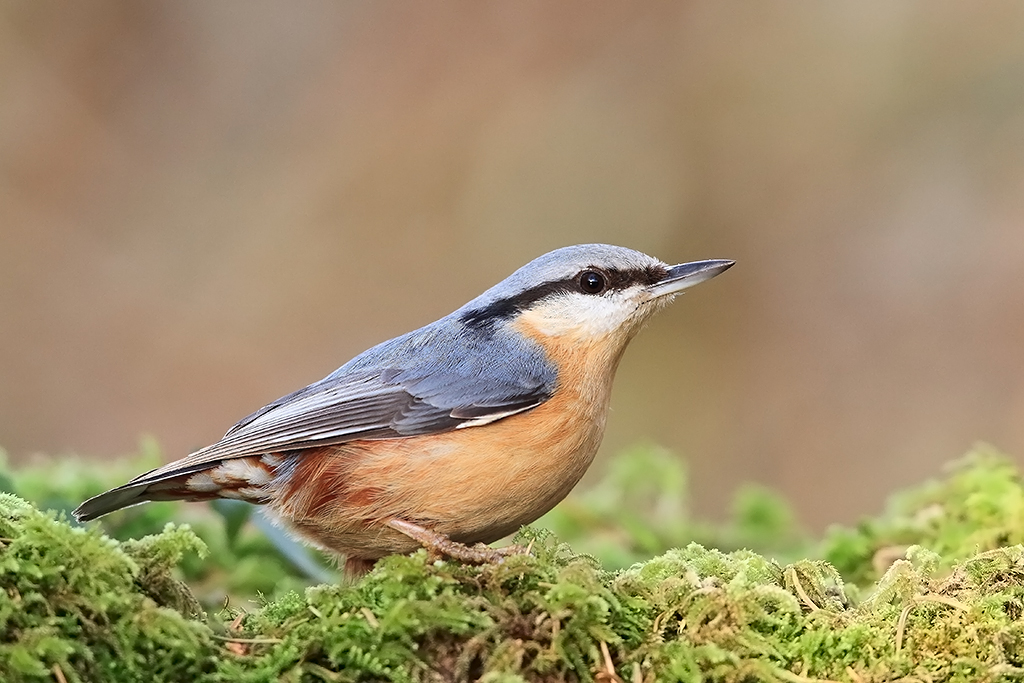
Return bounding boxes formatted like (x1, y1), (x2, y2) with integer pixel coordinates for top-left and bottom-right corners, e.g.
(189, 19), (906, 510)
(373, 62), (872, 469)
(268, 318), (630, 559)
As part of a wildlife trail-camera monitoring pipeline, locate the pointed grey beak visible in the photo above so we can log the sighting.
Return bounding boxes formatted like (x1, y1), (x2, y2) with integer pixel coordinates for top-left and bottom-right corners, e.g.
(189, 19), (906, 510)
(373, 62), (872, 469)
(647, 259), (735, 297)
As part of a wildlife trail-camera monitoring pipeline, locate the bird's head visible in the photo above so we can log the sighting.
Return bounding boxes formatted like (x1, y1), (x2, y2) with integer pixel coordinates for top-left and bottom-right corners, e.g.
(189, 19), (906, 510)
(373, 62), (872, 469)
(457, 244), (734, 349)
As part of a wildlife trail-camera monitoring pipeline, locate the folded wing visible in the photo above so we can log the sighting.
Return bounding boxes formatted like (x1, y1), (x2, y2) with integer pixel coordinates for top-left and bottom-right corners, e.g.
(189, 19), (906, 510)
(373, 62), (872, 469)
(73, 326), (555, 521)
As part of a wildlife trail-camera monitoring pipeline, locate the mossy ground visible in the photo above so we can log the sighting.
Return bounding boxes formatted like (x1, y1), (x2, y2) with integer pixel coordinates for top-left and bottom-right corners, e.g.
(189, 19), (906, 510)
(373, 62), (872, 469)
(3, 445), (1024, 682)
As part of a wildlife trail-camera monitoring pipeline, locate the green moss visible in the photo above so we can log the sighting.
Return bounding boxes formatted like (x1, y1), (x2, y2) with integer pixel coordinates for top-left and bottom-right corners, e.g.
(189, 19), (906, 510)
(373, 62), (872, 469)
(821, 444), (1024, 586)
(0, 494), (217, 682)
(3, 445), (1024, 680)
(0, 442), (334, 608)
(212, 531), (645, 681)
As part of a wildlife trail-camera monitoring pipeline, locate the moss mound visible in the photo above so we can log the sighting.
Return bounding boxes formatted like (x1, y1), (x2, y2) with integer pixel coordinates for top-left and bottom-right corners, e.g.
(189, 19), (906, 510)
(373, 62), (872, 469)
(822, 445), (1024, 586)
(0, 494), (214, 682)
(3, 446), (1024, 681)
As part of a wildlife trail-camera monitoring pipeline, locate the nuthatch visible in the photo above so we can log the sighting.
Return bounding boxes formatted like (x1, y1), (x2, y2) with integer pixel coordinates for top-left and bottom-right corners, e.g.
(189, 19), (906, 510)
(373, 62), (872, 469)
(75, 244), (733, 574)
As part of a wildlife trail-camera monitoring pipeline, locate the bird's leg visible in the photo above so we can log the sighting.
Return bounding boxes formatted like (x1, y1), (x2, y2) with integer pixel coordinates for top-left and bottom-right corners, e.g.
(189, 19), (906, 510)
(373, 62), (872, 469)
(387, 519), (526, 565)
(344, 556), (378, 578)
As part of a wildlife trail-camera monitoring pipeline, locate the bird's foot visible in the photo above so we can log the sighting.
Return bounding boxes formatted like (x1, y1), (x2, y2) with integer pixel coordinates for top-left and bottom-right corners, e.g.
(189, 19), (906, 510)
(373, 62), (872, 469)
(343, 556), (378, 578)
(387, 519), (527, 565)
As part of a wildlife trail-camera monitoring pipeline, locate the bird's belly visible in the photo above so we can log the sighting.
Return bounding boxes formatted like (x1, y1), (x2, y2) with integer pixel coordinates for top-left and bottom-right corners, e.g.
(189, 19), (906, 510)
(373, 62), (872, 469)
(268, 386), (609, 559)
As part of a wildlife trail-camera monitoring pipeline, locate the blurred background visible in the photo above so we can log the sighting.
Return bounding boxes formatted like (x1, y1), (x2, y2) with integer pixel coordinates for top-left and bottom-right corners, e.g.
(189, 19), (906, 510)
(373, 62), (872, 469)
(2, 2), (1023, 533)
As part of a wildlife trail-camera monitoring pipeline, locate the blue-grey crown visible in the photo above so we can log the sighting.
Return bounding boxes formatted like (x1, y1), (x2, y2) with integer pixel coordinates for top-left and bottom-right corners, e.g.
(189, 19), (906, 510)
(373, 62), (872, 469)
(457, 244), (669, 328)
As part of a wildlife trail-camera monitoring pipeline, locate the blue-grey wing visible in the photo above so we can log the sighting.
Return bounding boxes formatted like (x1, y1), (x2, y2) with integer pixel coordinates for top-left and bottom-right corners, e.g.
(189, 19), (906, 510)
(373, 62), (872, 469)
(126, 321), (556, 483)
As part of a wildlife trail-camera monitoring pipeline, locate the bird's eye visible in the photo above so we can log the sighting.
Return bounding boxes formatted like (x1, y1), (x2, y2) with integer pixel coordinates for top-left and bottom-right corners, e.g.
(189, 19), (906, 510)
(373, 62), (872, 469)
(579, 270), (606, 294)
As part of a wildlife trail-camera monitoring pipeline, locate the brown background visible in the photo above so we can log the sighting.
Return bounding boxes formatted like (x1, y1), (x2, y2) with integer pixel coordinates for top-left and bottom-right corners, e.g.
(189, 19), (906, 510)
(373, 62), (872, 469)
(2, 2), (1023, 530)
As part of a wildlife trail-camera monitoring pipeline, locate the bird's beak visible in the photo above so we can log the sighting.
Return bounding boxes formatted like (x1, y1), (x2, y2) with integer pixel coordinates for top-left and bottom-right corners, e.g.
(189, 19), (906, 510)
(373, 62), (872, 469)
(647, 259), (735, 298)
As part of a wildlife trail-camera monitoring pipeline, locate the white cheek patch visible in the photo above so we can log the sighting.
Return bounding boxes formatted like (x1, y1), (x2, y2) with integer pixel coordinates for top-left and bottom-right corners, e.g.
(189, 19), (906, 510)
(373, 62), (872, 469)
(518, 291), (642, 338)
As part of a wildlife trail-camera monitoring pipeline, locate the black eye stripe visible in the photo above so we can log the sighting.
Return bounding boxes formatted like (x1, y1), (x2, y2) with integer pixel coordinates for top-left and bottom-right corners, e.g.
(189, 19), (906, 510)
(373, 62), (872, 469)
(601, 266), (665, 290)
(460, 265), (669, 329)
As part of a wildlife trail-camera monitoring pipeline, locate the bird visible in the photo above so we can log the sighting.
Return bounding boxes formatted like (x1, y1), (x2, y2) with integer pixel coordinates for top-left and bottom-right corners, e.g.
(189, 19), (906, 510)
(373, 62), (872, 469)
(74, 244), (733, 575)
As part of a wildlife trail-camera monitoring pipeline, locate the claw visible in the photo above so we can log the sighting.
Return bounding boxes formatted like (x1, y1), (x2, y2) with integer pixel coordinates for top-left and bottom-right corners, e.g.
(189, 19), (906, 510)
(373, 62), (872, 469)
(387, 519), (529, 565)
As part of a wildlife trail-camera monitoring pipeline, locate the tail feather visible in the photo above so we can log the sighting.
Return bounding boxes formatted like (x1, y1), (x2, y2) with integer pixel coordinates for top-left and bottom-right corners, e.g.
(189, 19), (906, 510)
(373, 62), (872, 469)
(74, 483), (153, 522)
(73, 455), (281, 522)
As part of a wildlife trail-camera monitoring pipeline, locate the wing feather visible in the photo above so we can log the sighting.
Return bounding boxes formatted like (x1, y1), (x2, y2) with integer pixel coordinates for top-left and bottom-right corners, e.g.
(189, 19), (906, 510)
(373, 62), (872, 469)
(75, 319), (557, 523)
(124, 369), (549, 488)
(74, 311), (557, 523)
